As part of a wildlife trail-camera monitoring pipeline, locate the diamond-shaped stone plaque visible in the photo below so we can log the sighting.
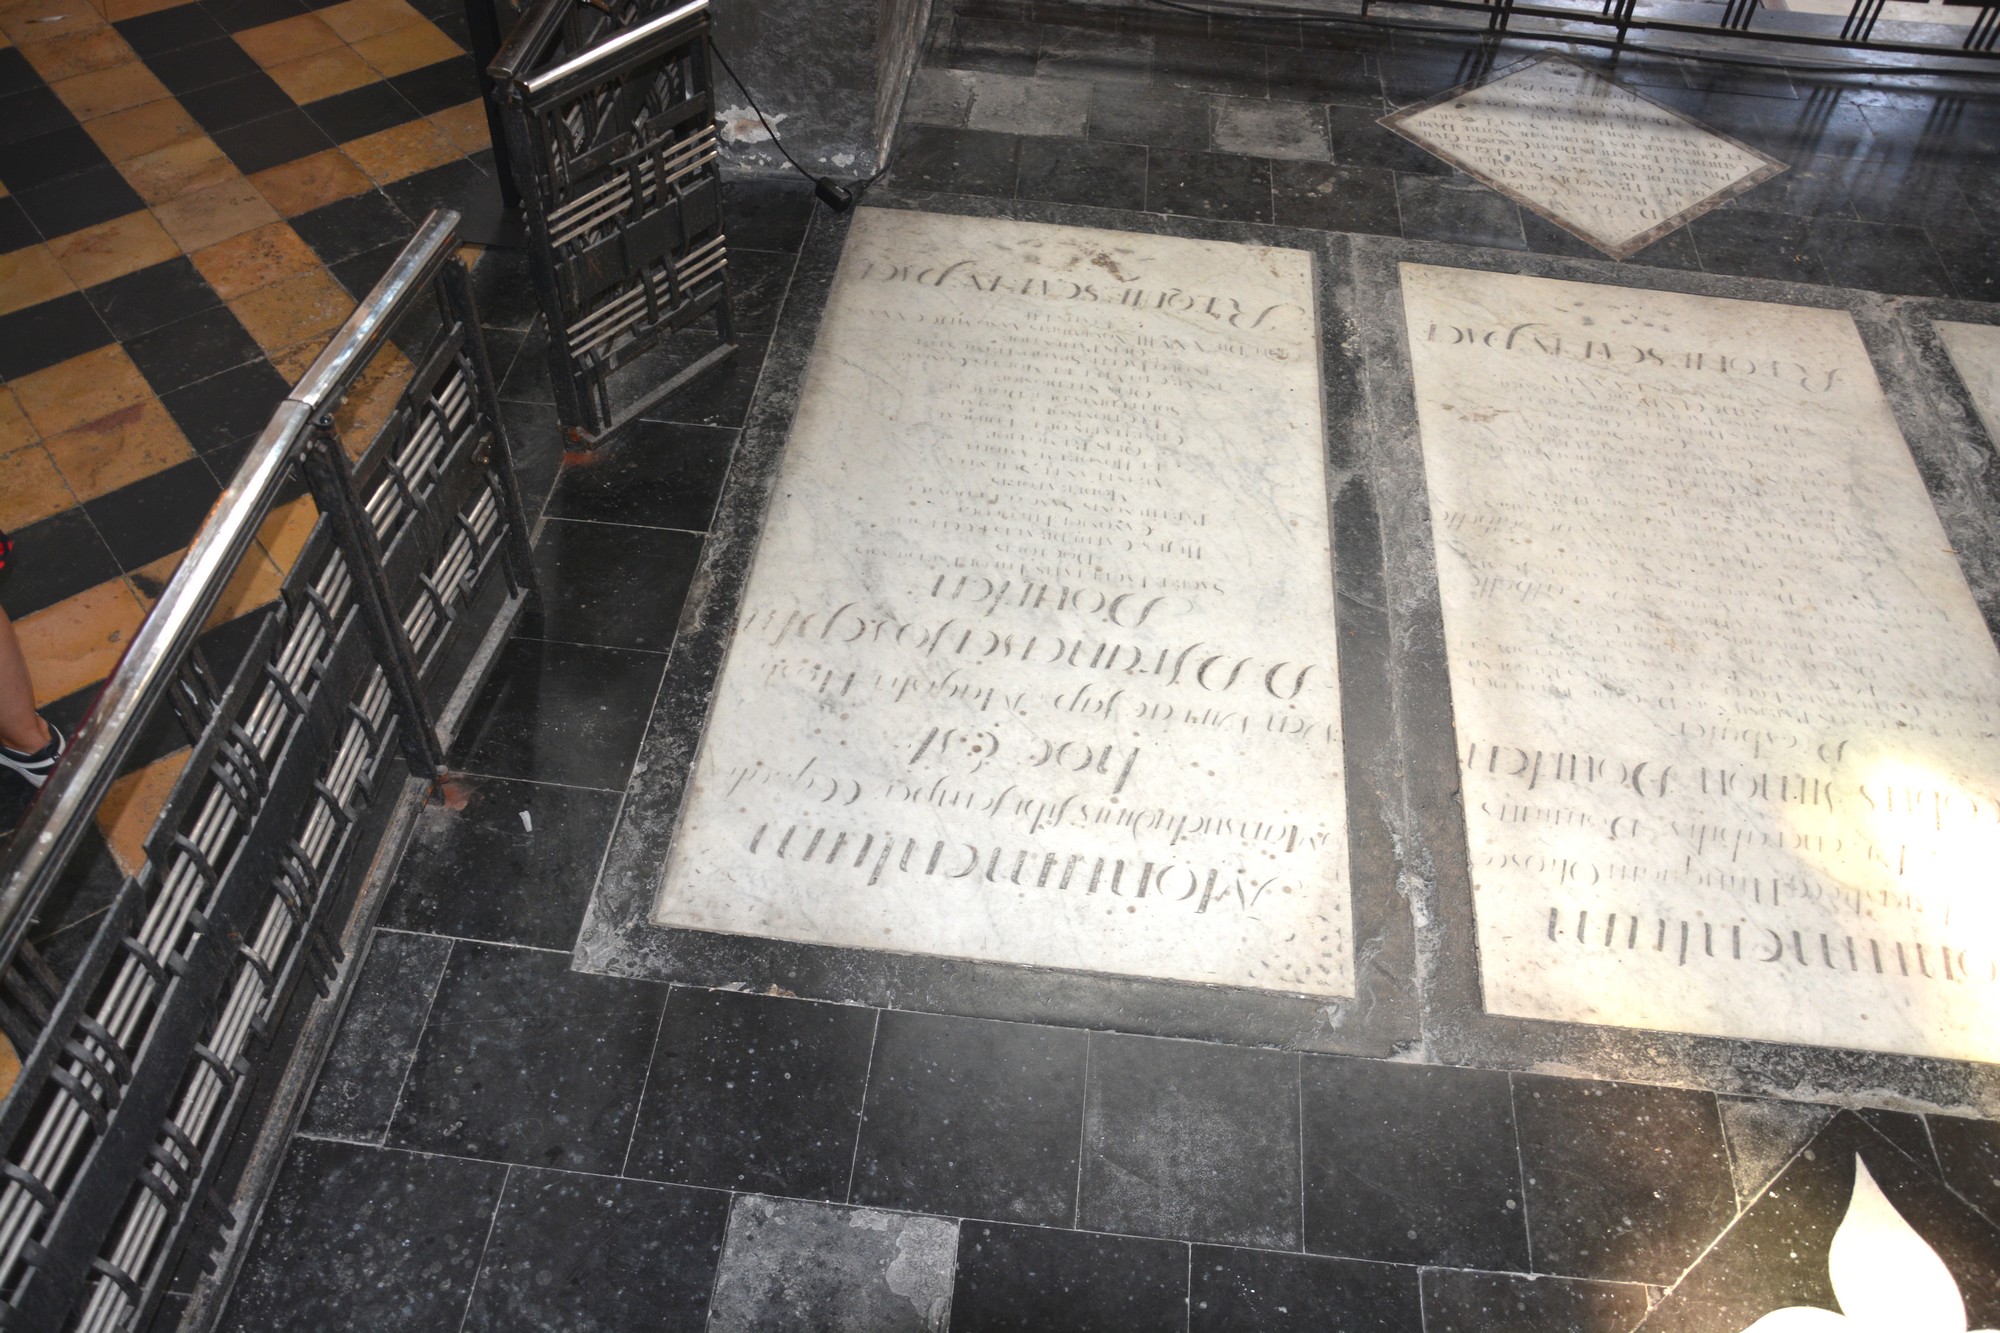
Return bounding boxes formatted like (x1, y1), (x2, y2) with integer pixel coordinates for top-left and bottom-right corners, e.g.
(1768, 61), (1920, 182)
(1382, 55), (1786, 258)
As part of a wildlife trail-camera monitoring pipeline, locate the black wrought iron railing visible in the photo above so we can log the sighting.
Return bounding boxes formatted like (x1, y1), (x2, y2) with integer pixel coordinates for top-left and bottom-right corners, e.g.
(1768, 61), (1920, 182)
(0, 208), (535, 1333)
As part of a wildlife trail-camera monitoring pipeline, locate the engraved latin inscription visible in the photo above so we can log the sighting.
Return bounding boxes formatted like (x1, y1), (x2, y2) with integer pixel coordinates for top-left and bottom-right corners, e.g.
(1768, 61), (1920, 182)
(1403, 263), (2000, 1062)
(655, 209), (1350, 996)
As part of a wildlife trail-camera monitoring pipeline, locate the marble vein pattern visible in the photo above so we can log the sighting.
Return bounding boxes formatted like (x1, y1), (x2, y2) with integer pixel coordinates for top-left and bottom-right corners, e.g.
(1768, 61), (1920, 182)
(654, 208), (1352, 996)
(1937, 320), (2000, 449)
(1381, 56), (1786, 258)
(1401, 263), (2000, 1061)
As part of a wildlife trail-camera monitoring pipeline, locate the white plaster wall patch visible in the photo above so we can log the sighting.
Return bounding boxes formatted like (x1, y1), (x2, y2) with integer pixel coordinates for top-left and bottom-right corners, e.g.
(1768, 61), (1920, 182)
(654, 208), (1352, 997)
(1382, 55), (1785, 258)
(1402, 263), (2000, 1062)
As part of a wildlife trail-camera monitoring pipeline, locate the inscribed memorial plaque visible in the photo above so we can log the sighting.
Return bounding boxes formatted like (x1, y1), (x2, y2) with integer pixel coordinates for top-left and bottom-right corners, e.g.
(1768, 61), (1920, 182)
(655, 209), (1351, 996)
(1937, 320), (2000, 447)
(1382, 56), (1785, 258)
(1402, 263), (2000, 1062)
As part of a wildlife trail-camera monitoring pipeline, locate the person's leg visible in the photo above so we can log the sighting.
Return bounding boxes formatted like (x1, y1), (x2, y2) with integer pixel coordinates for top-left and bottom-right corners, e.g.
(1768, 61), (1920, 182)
(0, 606), (53, 755)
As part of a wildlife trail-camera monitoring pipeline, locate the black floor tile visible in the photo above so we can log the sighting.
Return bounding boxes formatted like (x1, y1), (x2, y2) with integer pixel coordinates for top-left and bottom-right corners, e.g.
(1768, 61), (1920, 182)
(0, 45), (34, 97)
(1302, 1057), (1527, 1269)
(390, 940), (668, 1172)
(82, 457), (223, 569)
(1418, 1268), (1651, 1333)
(726, 247), (797, 337)
(1267, 45), (1381, 106)
(948, 16), (1041, 75)
(1146, 147), (1271, 222)
(1038, 25), (1152, 83)
(304, 80), (425, 142)
(0, 124), (108, 193)
(213, 107), (336, 173)
(0, 508), (123, 619)
(951, 1222), (1188, 1332)
(381, 773), (620, 949)
(85, 256), (222, 341)
(1017, 134), (1147, 209)
(1086, 80), (1210, 149)
(852, 1011), (1086, 1226)
(719, 175), (816, 254)
(499, 326), (554, 403)
(116, 4), (228, 55)
(1395, 174), (1524, 249)
(1855, 1106), (1939, 1169)
(626, 988), (877, 1198)
(1513, 1074), (1735, 1285)
(522, 517), (703, 653)
(0, 86), (80, 149)
(0, 196), (36, 253)
(638, 332), (768, 429)
(327, 239), (406, 300)
(125, 304), (264, 395)
(1079, 1034), (1298, 1249)
(887, 123), (1022, 196)
(448, 636), (666, 789)
(381, 155), (492, 224)
(544, 420), (737, 531)
(1271, 159), (1399, 235)
(1328, 104), (1454, 176)
(0, 291), (112, 380)
(161, 356), (291, 454)
(387, 54), (480, 115)
(220, 1139), (505, 1332)
(14, 162), (145, 239)
(299, 928), (452, 1141)
(1932, 226), (2000, 304)
(462, 1169), (728, 1333)
(1931, 1114), (2000, 1224)
(1190, 1248), (1421, 1331)
(1152, 34), (1266, 96)
(204, 0), (309, 31)
(146, 35), (261, 95)
(707, 1196), (958, 1333)
(1522, 210), (1702, 269)
(14, 826), (120, 982)
(1808, 215), (1953, 296)
(468, 246), (540, 331)
(291, 190), (417, 265)
(1688, 208), (1828, 284)
(179, 71), (293, 132)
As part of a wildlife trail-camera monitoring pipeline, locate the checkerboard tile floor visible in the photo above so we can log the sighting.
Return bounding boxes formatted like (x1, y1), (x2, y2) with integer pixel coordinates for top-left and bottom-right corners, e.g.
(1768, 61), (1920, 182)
(0, 0), (508, 855)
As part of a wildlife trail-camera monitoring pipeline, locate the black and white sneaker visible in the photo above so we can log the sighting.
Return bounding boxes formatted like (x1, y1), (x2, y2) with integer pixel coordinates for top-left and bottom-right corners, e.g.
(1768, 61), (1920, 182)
(0, 723), (64, 789)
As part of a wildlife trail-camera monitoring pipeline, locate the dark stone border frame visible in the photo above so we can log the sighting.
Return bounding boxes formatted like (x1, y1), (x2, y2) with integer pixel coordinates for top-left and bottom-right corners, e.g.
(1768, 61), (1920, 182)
(575, 190), (1422, 1057)
(1347, 231), (2000, 1117)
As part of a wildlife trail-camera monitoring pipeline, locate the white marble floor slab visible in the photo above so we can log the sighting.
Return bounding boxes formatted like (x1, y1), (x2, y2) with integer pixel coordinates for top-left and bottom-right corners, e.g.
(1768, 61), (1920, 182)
(655, 209), (1352, 997)
(1402, 263), (2000, 1062)
(1938, 320), (2000, 448)
(1382, 56), (1785, 258)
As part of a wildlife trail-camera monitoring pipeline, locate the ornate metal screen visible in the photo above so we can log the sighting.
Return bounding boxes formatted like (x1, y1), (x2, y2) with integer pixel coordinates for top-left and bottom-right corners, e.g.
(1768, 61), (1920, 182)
(490, 0), (736, 446)
(0, 210), (534, 1333)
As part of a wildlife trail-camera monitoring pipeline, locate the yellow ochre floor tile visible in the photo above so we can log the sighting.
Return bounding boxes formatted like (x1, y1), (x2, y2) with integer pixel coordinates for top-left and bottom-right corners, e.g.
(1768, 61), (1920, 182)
(86, 96), (202, 161)
(41, 398), (193, 502)
(192, 219), (321, 299)
(48, 209), (178, 287)
(0, 244), (77, 316)
(0, 388), (36, 453)
(0, 445), (74, 531)
(121, 135), (236, 205)
(316, 0), (422, 43)
(266, 44), (375, 102)
(95, 747), (190, 875)
(11, 344), (151, 439)
(351, 18), (458, 77)
(429, 99), (493, 156)
(153, 175), (279, 250)
(15, 579), (146, 707)
(230, 266), (354, 354)
(50, 59), (168, 120)
(17, 25), (131, 80)
(344, 118), (458, 185)
(234, 11), (342, 66)
(248, 148), (373, 217)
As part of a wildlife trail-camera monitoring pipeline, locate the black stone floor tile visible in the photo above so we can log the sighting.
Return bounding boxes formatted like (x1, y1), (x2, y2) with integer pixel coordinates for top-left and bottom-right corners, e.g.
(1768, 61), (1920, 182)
(220, 1139), (505, 1332)
(304, 80), (425, 143)
(125, 304), (263, 395)
(1725, 153), (1856, 219)
(1513, 1074), (1735, 1286)
(1328, 104), (1455, 176)
(0, 291), (112, 380)
(727, 247), (797, 336)
(544, 420), (738, 531)
(381, 156), (492, 225)
(720, 175), (816, 254)
(1017, 134), (1147, 209)
(1854, 1106), (1938, 1168)
(0, 87), (79, 149)
(1687, 208), (1828, 284)
(0, 125), (107, 194)
(213, 107), (335, 174)
(448, 637), (666, 790)
(499, 326), (554, 403)
(1146, 147), (1272, 223)
(14, 162), (144, 239)
(1718, 1096), (1831, 1208)
(291, 190), (416, 266)
(1267, 45), (1381, 106)
(85, 256), (221, 341)
(1038, 25), (1152, 83)
(626, 989), (877, 1198)
(381, 774), (621, 950)
(388, 54), (480, 115)
(1932, 227), (2000, 304)
(1376, 40), (1493, 107)
(1302, 1057), (1526, 1269)
(468, 246), (540, 331)
(146, 35), (260, 95)
(14, 824), (120, 979)
(299, 928), (452, 1141)
(887, 123), (1022, 196)
(1930, 1114), (2000, 1224)
(1190, 1247), (1420, 1331)
(1418, 1268), (1650, 1332)
(0, 508), (123, 619)
(949, 16), (1041, 75)
(390, 940), (669, 1172)
(162, 356), (291, 454)
(1395, 174), (1524, 250)
(1272, 159), (1399, 235)
(852, 1011), (1086, 1226)
(0, 196), (36, 253)
(1086, 80), (1210, 150)
(1080, 1034), (1298, 1249)
(1808, 215), (1953, 296)
(327, 239), (405, 300)
(708, 1196), (958, 1333)
(951, 1221), (1188, 1332)
(639, 332), (768, 429)
(116, 3), (228, 55)
(180, 71), (292, 133)
(462, 1169), (728, 1333)
(522, 517), (703, 653)
(1153, 34), (1266, 96)
(83, 458), (223, 569)
(205, 0), (308, 31)
(1521, 211), (1702, 269)
(0, 46), (30, 97)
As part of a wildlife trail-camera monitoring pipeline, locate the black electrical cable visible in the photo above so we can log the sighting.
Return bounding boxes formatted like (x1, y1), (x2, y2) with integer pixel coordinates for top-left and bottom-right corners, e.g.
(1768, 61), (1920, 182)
(710, 37), (896, 210)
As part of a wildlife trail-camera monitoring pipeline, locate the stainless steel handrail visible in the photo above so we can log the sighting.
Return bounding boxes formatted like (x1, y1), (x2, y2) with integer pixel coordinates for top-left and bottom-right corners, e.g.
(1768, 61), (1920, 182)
(0, 208), (463, 974)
